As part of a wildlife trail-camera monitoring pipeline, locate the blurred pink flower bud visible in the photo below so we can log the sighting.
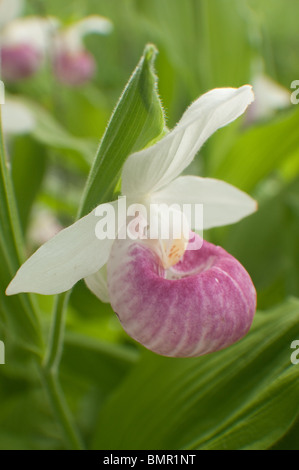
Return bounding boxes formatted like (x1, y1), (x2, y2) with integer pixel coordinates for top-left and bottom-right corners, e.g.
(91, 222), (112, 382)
(50, 15), (112, 86)
(52, 49), (96, 86)
(1, 43), (42, 81)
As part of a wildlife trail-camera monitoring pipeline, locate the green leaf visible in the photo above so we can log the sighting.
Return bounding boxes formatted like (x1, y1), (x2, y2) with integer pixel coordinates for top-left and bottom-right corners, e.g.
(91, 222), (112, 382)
(223, 177), (299, 309)
(214, 107), (299, 192)
(135, 0), (254, 94)
(68, 282), (126, 343)
(0, 111), (42, 354)
(11, 136), (47, 232)
(61, 331), (138, 394)
(59, 331), (139, 440)
(0, 361), (61, 449)
(272, 418), (299, 450)
(92, 299), (299, 450)
(28, 101), (97, 173)
(78, 43), (166, 217)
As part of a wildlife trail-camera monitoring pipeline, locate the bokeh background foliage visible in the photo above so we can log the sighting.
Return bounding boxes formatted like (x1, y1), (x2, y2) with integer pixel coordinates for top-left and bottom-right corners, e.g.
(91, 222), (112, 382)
(0, 0), (299, 450)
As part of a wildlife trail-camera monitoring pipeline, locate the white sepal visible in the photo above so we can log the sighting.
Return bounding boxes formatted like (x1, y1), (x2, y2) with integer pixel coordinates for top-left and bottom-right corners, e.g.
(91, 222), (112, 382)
(6, 201), (117, 295)
(121, 86), (254, 197)
(151, 175), (257, 229)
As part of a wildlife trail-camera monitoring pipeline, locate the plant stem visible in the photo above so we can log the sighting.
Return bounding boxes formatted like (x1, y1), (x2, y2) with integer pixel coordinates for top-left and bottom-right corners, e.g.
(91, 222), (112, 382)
(44, 293), (68, 371)
(41, 367), (84, 450)
(42, 292), (84, 450)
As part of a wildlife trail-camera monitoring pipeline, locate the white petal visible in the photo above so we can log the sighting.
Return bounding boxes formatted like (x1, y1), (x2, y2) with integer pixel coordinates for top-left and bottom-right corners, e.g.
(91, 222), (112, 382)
(1, 17), (59, 52)
(121, 86), (254, 197)
(151, 175), (257, 229)
(60, 15), (113, 52)
(1, 99), (35, 134)
(84, 266), (110, 303)
(0, 0), (23, 27)
(6, 201), (118, 295)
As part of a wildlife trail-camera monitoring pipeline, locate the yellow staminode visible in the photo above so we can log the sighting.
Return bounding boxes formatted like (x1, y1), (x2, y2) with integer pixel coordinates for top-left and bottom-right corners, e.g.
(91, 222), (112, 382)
(160, 236), (188, 270)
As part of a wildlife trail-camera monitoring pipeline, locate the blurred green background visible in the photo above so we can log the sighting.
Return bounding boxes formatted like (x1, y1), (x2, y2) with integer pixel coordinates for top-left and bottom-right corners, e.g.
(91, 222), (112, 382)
(0, 0), (298, 450)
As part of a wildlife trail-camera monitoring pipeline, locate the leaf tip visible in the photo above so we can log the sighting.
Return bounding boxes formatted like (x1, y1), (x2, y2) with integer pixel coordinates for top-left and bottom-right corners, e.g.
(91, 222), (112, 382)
(143, 43), (158, 63)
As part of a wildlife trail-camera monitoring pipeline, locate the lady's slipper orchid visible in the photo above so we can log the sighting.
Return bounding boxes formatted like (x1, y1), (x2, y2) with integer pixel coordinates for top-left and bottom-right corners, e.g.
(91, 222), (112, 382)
(1, 43), (42, 82)
(6, 85), (257, 357)
(0, 0), (57, 81)
(52, 16), (113, 86)
(108, 233), (256, 357)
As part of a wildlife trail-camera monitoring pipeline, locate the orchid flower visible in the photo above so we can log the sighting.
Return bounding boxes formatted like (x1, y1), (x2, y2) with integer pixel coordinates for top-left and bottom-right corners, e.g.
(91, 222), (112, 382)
(0, 0), (57, 81)
(6, 85), (257, 357)
(52, 16), (113, 86)
(0, 0), (112, 85)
